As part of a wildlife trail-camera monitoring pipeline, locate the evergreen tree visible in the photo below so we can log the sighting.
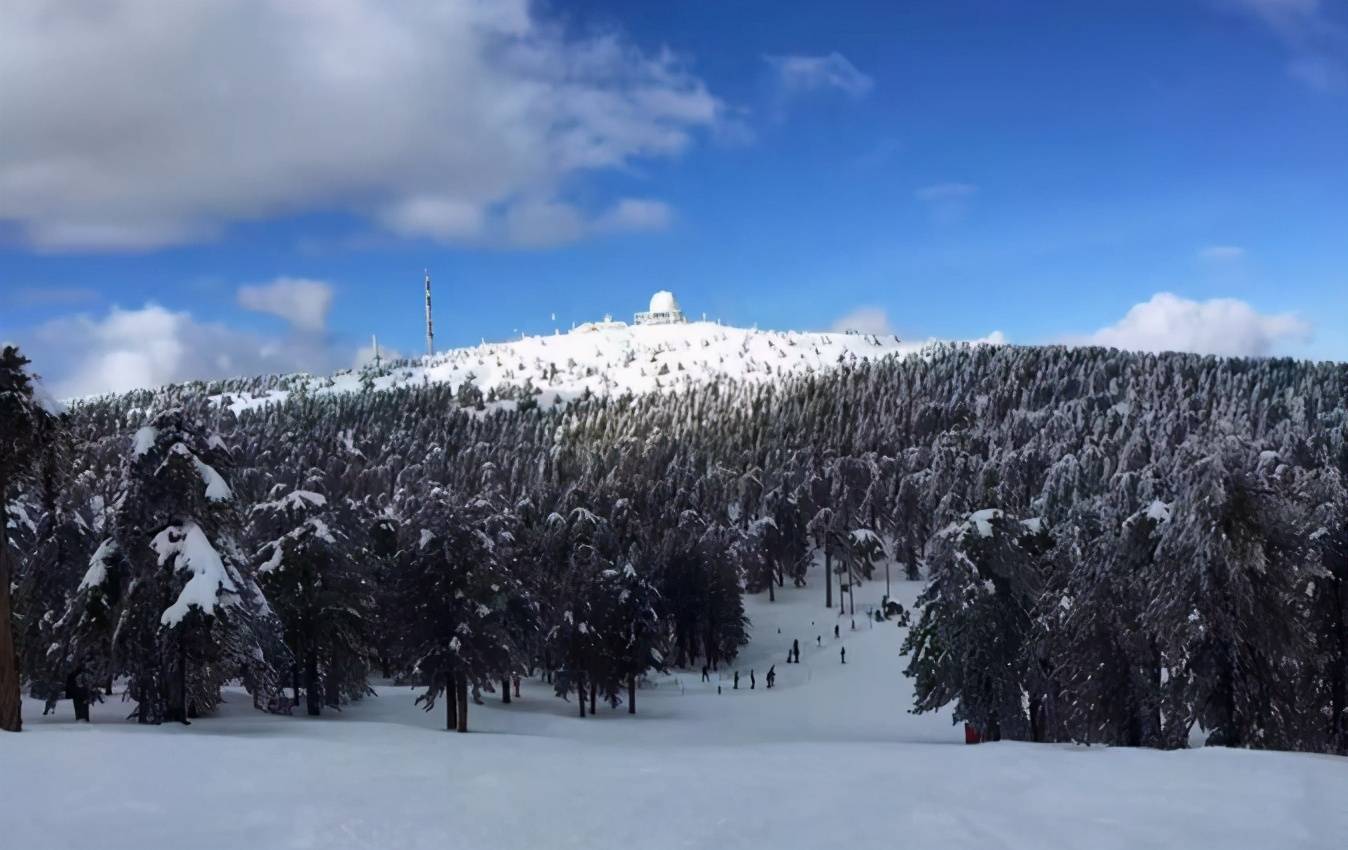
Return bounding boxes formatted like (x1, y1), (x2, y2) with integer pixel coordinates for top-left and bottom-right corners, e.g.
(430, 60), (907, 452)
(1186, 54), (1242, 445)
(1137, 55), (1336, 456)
(250, 486), (375, 715)
(0, 346), (56, 731)
(902, 509), (1048, 741)
(64, 410), (285, 724)
(1149, 446), (1316, 749)
(391, 492), (531, 732)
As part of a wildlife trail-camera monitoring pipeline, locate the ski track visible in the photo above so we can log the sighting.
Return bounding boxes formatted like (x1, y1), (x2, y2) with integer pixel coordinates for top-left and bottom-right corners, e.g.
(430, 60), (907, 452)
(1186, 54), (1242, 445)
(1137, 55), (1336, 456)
(7, 560), (1346, 850)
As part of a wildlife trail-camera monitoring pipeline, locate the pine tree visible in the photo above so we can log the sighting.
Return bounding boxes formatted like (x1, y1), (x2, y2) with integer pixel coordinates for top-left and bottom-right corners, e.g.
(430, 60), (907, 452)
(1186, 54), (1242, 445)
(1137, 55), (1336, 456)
(902, 509), (1047, 741)
(391, 492), (531, 732)
(0, 345), (57, 732)
(1149, 447), (1316, 749)
(65, 410), (285, 724)
(15, 427), (96, 720)
(250, 486), (375, 715)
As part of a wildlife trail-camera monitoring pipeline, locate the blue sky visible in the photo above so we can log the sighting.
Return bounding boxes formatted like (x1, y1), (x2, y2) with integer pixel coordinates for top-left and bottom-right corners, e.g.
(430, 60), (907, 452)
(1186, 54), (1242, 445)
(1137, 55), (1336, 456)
(2, 0), (1345, 395)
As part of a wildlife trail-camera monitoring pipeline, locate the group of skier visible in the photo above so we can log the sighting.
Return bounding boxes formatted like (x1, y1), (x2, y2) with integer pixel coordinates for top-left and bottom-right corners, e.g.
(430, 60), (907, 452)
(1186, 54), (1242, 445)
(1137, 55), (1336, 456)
(703, 620), (854, 695)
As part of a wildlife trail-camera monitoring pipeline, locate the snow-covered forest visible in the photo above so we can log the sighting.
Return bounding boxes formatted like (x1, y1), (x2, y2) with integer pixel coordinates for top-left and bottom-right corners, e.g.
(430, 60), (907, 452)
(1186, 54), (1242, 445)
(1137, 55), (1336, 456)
(4, 337), (1347, 755)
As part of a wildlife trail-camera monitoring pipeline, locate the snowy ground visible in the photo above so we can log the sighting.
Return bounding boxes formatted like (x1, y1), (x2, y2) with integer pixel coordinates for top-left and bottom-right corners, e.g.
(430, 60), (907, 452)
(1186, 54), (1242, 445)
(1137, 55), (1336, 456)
(214, 322), (921, 414)
(7, 563), (1346, 850)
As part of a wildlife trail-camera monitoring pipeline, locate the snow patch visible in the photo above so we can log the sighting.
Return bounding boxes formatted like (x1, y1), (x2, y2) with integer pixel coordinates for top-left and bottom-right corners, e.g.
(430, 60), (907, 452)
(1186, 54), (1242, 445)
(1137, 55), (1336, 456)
(153, 523), (241, 626)
(969, 508), (1004, 538)
(79, 539), (119, 590)
(132, 426), (158, 458)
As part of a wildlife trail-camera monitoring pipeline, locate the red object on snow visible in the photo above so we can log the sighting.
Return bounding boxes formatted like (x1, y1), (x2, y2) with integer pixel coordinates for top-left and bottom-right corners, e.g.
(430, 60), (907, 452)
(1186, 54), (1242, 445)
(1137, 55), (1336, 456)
(964, 723), (982, 745)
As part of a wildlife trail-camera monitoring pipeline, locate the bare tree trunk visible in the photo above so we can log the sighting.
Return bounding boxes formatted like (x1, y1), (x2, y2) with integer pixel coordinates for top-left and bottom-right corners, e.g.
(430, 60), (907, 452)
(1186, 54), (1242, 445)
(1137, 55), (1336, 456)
(455, 673), (468, 733)
(68, 670), (90, 722)
(501, 677), (511, 704)
(445, 670), (456, 731)
(304, 649), (321, 717)
(589, 680), (597, 715)
(824, 549), (833, 609)
(628, 674), (636, 715)
(0, 509), (22, 732)
(578, 674), (586, 717)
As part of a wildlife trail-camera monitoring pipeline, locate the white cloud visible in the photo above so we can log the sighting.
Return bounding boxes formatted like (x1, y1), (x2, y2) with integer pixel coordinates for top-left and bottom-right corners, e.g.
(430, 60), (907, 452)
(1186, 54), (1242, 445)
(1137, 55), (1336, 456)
(377, 198), (486, 243)
(765, 52), (874, 98)
(26, 304), (352, 398)
(0, 1), (721, 251)
(1075, 292), (1311, 357)
(1220, 0), (1347, 91)
(1197, 244), (1247, 261)
(831, 307), (894, 335)
(237, 278), (335, 332)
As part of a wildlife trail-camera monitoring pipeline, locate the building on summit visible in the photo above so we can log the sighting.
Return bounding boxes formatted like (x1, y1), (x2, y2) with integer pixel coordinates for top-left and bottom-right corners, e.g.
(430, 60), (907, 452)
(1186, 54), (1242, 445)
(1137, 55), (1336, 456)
(633, 290), (687, 326)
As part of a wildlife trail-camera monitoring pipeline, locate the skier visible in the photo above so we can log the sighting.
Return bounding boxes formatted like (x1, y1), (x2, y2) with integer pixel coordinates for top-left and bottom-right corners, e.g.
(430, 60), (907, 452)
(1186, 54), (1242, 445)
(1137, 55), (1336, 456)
(766, 666), (776, 689)
(734, 671), (740, 690)
(834, 624), (840, 639)
(840, 646), (846, 665)
(750, 669), (756, 690)
(816, 635), (821, 647)
(792, 639), (800, 663)
(851, 619), (856, 631)
(701, 665), (710, 683)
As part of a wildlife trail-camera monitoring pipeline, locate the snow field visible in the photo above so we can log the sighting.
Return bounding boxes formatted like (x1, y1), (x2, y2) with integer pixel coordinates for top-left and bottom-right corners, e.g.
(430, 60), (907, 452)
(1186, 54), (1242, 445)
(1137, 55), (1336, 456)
(6, 559), (1347, 850)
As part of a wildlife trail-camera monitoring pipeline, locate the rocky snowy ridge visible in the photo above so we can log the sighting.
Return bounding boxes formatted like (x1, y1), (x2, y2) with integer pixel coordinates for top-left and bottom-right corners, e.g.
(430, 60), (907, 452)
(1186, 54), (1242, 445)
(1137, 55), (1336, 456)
(215, 322), (922, 415)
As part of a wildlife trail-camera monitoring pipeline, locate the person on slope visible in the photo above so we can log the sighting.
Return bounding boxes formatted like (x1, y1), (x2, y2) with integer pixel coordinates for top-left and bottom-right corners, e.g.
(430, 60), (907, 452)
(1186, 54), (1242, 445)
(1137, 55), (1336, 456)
(834, 624), (840, 639)
(840, 646), (846, 665)
(766, 666), (776, 689)
(792, 639), (800, 663)
(734, 671), (740, 690)
(750, 669), (756, 690)
(701, 665), (710, 683)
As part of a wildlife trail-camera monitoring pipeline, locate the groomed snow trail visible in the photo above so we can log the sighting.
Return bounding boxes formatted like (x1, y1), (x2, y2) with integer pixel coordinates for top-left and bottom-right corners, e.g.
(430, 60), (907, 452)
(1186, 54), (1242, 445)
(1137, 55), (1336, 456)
(7, 562), (1346, 850)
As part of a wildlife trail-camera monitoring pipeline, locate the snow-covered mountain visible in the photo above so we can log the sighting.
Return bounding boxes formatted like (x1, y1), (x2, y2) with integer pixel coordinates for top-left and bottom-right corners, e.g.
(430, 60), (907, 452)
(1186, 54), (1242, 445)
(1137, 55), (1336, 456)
(217, 321), (919, 415)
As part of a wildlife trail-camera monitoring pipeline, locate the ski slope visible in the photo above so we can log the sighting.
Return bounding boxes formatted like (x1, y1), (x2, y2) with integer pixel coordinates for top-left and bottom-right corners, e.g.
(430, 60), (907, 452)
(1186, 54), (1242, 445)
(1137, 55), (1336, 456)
(8, 559), (1345, 850)
(216, 322), (921, 415)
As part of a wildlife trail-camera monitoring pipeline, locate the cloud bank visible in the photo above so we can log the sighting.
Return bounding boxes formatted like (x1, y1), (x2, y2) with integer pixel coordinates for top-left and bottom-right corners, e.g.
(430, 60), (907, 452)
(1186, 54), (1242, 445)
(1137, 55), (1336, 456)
(0, 1), (720, 251)
(237, 278), (335, 332)
(764, 52), (874, 99)
(1076, 292), (1310, 357)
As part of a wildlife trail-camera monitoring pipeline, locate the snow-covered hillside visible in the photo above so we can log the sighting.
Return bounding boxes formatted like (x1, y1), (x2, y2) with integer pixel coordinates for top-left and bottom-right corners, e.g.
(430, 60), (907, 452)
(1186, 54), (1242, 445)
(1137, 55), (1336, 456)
(216, 322), (918, 415)
(10, 559), (1345, 850)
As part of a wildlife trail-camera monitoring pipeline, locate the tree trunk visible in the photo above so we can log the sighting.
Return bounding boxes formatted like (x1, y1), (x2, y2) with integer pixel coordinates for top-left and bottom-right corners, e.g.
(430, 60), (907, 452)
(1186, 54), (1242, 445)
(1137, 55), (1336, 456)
(1332, 573), (1348, 753)
(445, 671), (457, 731)
(68, 670), (90, 723)
(628, 674), (636, 715)
(455, 673), (468, 733)
(501, 677), (511, 705)
(824, 549), (833, 609)
(166, 637), (188, 725)
(0, 510), (22, 732)
(304, 650), (321, 717)
(767, 572), (775, 603)
(589, 680), (597, 715)
(291, 662), (302, 708)
(578, 674), (586, 717)
(905, 543), (920, 581)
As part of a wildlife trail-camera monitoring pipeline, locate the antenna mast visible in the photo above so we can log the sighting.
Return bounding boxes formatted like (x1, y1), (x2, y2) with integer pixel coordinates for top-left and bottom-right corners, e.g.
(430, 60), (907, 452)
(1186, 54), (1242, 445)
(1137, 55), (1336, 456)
(424, 270), (435, 357)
